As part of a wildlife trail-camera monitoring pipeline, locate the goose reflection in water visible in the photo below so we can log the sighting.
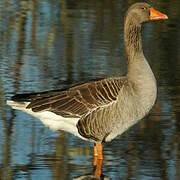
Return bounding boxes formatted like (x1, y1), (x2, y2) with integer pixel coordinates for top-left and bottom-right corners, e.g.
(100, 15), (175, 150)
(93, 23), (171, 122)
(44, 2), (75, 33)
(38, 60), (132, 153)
(72, 174), (111, 180)
(7, 2), (168, 178)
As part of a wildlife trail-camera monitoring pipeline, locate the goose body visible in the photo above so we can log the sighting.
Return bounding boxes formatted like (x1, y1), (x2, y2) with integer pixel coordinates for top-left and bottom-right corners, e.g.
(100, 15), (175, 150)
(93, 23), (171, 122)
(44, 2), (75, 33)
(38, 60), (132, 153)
(7, 3), (167, 160)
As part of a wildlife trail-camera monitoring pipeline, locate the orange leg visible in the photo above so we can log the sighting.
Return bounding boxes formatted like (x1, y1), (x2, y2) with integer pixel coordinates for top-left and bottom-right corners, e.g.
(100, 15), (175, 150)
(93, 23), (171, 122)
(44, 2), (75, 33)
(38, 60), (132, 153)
(93, 143), (104, 177)
(93, 143), (104, 159)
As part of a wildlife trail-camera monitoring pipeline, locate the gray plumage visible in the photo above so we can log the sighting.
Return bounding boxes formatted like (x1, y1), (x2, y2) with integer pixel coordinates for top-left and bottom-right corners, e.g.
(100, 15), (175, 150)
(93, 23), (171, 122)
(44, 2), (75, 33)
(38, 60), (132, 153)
(7, 2), (167, 144)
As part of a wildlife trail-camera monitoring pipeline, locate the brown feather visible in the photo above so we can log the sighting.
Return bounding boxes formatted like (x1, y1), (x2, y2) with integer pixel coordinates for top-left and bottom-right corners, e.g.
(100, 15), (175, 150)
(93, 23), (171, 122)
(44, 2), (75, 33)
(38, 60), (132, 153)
(25, 78), (124, 119)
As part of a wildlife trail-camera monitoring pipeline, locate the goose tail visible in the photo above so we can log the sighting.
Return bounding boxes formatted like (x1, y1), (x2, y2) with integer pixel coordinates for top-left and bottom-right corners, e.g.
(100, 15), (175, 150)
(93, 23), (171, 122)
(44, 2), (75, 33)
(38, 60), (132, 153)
(6, 100), (30, 111)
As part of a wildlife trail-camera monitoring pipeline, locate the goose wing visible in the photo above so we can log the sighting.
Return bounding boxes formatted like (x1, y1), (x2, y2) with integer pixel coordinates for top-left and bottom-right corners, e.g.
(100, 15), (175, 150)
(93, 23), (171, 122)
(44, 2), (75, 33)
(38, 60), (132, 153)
(12, 78), (125, 118)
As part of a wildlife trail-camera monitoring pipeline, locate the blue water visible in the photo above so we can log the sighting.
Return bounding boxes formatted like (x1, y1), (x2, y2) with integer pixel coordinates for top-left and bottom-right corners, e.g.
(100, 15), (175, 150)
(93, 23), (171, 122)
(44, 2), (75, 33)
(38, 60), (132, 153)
(0, 0), (179, 179)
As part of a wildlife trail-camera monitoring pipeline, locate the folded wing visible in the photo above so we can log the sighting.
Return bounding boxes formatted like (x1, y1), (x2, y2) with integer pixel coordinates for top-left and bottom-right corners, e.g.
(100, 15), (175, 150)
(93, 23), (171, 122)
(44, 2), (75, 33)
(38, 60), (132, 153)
(12, 78), (125, 118)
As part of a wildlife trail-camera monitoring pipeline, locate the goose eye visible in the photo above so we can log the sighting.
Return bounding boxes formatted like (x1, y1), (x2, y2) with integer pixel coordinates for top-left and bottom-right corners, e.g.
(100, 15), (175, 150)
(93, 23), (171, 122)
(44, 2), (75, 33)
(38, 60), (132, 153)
(140, 6), (146, 10)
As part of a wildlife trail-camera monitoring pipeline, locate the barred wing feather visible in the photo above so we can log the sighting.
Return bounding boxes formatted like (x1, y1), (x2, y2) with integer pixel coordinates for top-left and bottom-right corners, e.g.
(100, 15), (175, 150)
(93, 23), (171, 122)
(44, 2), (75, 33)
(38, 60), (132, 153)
(13, 78), (125, 119)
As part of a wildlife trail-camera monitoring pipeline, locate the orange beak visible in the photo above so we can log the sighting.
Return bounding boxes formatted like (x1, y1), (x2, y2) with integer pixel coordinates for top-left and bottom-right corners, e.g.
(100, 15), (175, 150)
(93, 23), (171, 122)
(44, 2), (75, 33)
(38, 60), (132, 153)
(150, 8), (168, 20)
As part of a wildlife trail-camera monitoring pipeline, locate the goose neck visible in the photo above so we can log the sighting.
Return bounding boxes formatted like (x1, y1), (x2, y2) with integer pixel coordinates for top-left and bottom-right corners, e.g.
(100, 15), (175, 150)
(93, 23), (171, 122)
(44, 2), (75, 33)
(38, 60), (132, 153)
(124, 18), (143, 63)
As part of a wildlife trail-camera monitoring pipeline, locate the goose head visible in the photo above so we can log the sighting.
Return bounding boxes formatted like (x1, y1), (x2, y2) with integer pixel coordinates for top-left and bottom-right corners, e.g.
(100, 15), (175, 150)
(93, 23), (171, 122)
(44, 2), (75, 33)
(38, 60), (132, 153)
(125, 3), (168, 25)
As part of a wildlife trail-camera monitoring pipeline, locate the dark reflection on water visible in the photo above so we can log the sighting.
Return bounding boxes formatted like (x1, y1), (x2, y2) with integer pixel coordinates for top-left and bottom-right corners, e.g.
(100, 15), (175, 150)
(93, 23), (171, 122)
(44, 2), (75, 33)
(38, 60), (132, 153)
(0, 0), (179, 179)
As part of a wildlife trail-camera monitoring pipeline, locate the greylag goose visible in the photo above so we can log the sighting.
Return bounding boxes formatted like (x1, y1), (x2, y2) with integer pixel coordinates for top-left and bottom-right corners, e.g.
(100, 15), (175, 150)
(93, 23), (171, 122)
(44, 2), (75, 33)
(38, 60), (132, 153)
(7, 3), (167, 163)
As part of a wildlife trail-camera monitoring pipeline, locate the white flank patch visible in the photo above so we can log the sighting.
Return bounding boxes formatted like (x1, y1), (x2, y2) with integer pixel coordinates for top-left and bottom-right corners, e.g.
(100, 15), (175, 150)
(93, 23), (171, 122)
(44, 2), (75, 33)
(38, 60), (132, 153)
(7, 100), (87, 141)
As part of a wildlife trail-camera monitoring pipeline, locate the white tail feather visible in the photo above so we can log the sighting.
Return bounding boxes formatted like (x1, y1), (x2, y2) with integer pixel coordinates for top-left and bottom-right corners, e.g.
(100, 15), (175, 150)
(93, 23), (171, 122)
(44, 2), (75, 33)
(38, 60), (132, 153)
(6, 100), (86, 141)
(6, 100), (30, 111)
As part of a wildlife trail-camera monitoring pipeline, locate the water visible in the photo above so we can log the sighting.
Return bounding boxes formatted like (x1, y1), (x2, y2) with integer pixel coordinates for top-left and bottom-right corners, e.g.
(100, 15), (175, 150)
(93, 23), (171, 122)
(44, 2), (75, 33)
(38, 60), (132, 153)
(0, 0), (179, 179)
